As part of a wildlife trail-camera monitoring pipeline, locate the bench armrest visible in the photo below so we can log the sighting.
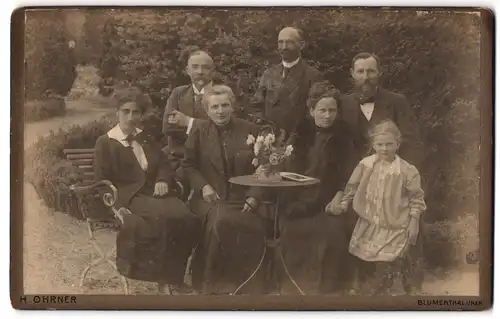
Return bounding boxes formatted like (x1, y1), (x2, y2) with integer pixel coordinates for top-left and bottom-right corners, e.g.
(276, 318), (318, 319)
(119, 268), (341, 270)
(69, 180), (127, 223)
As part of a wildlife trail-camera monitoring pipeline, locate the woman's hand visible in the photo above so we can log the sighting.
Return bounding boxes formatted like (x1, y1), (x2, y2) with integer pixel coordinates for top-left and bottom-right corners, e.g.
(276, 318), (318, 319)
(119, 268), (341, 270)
(325, 202), (345, 215)
(242, 197), (259, 213)
(325, 191), (345, 215)
(202, 184), (220, 203)
(408, 216), (420, 245)
(153, 181), (169, 197)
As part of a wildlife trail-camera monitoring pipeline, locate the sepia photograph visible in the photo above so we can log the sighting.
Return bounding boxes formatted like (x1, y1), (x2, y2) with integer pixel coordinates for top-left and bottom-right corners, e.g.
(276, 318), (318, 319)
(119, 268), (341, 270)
(12, 6), (492, 310)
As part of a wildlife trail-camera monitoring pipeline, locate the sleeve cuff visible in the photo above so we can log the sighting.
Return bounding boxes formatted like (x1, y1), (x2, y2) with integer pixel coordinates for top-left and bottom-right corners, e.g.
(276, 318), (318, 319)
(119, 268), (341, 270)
(409, 210), (421, 219)
(186, 117), (194, 135)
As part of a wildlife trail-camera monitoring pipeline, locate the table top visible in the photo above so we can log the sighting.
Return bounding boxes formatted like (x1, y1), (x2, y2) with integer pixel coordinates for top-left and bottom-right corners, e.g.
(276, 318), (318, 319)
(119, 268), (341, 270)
(229, 174), (320, 188)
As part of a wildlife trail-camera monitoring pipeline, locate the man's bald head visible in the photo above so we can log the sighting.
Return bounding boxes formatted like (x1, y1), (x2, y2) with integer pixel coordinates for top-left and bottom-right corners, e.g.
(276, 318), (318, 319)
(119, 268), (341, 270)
(277, 26), (305, 62)
(278, 27), (304, 42)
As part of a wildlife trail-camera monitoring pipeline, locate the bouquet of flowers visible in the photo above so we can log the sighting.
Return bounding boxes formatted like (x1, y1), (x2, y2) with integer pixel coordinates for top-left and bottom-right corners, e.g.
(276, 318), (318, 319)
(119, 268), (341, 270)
(246, 126), (294, 182)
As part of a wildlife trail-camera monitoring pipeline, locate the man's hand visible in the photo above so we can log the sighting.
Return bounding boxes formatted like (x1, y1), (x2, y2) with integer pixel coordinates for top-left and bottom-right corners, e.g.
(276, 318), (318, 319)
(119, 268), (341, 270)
(242, 197), (259, 213)
(202, 184), (220, 203)
(167, 110), (192, 127)
(153, 181), (169, 197)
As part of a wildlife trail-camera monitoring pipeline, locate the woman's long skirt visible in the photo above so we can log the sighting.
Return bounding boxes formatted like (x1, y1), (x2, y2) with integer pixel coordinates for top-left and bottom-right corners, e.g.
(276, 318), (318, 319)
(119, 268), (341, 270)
(190, 200), (268, 295)
(278, 212), (351, 295)
(116, 194), (199, 284)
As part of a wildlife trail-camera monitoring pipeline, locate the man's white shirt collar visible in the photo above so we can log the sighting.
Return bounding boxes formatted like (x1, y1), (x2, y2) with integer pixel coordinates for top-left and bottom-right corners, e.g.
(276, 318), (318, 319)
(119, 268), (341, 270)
(192, 81), (213, 95)
(282, 57), (300, 69)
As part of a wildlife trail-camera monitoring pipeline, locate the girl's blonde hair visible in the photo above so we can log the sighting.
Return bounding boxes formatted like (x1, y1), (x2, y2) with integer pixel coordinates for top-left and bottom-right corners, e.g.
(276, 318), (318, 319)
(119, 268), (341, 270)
(368, 119), (402, 142)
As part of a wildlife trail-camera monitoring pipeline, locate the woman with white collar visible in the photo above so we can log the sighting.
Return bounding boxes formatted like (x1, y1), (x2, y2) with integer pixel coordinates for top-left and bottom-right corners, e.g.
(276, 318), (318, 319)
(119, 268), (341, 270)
(94, 87), (198, 294)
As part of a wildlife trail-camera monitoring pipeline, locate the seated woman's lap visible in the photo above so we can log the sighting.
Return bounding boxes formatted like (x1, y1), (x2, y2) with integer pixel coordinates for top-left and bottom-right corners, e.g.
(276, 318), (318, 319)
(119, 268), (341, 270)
(126, 195), (198, 240)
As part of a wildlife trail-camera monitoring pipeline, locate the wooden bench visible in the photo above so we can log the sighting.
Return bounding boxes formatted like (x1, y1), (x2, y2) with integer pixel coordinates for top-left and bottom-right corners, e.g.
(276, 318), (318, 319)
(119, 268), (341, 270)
(64, 148), (187, 295)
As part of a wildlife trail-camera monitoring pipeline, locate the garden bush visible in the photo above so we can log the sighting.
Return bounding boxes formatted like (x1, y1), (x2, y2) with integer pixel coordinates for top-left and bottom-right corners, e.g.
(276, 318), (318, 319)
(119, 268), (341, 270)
(25, 10), (77, 119)
(25, 116), (114, 219)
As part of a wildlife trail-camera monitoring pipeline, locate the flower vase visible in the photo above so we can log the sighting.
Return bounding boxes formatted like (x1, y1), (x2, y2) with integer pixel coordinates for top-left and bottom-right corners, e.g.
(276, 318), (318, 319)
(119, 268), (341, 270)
(255, 163), (282, 183)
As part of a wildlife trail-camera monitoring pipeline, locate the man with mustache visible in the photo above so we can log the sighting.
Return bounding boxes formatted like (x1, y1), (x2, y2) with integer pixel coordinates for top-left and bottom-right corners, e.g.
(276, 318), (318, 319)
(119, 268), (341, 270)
(250, 26), (323, 140)
(162, 49), (214, 168)
(341, 52), (424, 169)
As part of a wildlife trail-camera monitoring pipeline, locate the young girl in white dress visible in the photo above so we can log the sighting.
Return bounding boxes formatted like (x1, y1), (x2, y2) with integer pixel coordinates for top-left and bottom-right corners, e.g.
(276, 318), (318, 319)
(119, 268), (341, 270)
(337, 119), (427, 295)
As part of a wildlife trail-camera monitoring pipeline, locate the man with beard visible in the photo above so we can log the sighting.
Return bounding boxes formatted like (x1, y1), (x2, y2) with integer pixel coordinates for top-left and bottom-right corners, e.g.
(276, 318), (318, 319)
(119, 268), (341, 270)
(340, 52), (425, 295)
(250, 26), (323, 140)
(162, 49), (214, 169)
(341, 52), (423, 169)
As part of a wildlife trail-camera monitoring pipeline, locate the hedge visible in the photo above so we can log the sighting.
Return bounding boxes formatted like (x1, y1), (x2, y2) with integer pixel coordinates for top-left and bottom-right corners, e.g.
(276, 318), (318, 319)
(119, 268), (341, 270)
(25, 116), (115, 219)
(97, 8), (481, 222)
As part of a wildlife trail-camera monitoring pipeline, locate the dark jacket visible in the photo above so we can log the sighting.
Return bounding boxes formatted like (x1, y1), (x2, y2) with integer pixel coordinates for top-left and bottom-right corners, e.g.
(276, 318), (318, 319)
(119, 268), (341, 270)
(341, 87), (424, 168)
(94, 131), (176, 209)
(161, 84), (209, 147)
(250, 59), (323, 136)
(181, 117), (262, 202)
(284, 118), (355, 217)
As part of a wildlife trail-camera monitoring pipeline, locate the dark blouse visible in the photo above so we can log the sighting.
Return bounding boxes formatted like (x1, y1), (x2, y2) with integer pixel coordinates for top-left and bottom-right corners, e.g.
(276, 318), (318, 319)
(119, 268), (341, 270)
(285, 118), (356, 215)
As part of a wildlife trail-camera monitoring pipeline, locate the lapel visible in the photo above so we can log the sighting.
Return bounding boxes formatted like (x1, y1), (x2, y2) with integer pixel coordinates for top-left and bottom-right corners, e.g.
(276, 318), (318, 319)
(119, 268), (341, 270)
(343, 93), (361, 128)
(205, 122), (225, 174)
(270, 60), (306, 107)
(179, 86), (195, 117)
(370, 88), (386, 124)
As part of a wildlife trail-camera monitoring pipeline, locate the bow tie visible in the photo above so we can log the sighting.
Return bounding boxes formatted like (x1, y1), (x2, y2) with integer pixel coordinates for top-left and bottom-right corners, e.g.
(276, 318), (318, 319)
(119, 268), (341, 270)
(359, 96), (375, 104)
(125, 134), (138, 145)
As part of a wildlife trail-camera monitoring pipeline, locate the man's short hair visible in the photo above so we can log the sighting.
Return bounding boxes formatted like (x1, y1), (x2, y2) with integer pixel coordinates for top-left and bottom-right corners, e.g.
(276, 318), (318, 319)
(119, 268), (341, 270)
(202, 85), (235, 109)
(351, 52), (381, 70)
(181, 45), (213, 65)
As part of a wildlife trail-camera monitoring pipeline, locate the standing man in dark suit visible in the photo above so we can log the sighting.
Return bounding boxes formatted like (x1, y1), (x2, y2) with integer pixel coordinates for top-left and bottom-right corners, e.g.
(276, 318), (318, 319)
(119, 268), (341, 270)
(161, 50), (214, 168)
(250, 27), (323, 139)
(341, 52), (425, 294)
(341, 52), (424, 169)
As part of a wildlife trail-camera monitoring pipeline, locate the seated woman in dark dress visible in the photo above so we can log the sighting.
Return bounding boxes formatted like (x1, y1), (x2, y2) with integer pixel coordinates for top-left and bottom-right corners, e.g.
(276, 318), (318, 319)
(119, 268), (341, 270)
(278, 81), (356, 295)
(94, 87), (198, 293)
(181, 85), (268, 295)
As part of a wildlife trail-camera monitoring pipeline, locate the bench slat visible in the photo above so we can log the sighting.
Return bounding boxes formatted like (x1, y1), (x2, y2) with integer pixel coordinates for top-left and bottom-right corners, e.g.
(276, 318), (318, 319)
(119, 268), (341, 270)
(78, 165), (93, 170)
(67, 154), (95, 160)
(64, 149), (95, 155)
(68, 159), (93, 166)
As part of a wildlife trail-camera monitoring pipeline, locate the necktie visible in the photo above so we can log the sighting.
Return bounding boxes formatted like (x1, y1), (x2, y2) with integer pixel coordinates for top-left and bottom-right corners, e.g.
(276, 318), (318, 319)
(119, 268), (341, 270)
(124, 134), (148, 171)
(359, 95), (375, 104)
(125, 134), (137, 146)
(283, 67), (291, 78)
(194, 93), (203, 104)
